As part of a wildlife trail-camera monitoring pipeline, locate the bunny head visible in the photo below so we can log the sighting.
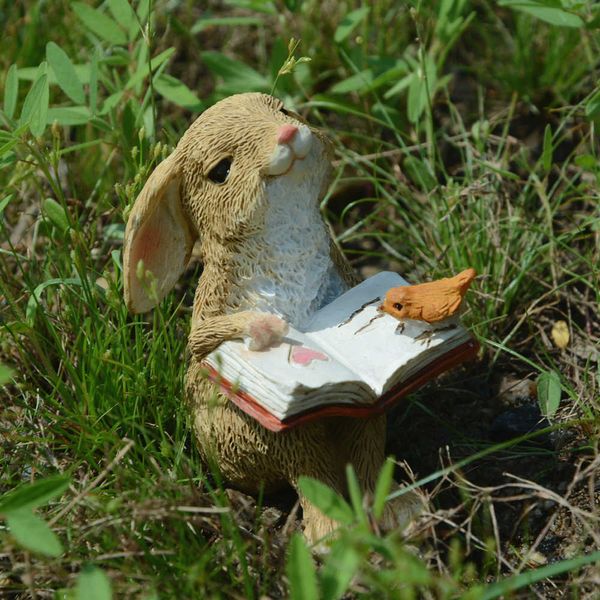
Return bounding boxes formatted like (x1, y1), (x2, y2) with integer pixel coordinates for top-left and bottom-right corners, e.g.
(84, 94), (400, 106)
(123, 93), (334, 314)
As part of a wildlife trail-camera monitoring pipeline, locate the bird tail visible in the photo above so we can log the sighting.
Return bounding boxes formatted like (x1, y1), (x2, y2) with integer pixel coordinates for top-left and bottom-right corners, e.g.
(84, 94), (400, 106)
(455, 268), (477, 293)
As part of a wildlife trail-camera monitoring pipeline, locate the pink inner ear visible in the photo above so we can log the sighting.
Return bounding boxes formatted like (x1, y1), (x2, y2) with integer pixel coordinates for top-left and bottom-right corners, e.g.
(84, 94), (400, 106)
(131, 223), (162, 276)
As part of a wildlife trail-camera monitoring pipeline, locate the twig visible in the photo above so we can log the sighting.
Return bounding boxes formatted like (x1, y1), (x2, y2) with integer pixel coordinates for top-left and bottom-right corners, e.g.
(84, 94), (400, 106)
(422, 511), (520, 577)
(174, 505), (229, 514)
(49, 439), (134, 526)
(95, 549), (175, 561)
(337, 297), (380, 327)
(281, 499), (300, 537)
(24, 551), (37, 600)
(486, 497), (503, 578)
(331, 133), (520, 167)
(353, 312), (384, 335)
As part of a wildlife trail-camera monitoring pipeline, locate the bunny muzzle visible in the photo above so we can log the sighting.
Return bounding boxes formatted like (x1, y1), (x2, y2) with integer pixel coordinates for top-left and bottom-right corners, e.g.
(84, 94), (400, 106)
(264, 124), (313, 177)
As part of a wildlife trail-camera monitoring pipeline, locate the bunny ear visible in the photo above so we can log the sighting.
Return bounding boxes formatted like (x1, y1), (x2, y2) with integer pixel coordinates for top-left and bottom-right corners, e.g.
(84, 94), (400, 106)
(123, 153), (196, 313)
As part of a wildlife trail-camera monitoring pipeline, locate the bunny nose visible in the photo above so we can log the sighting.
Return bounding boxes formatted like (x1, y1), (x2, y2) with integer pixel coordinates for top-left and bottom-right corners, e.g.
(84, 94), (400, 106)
(277, 124), (298, 144)
(265, 124), (312, 176)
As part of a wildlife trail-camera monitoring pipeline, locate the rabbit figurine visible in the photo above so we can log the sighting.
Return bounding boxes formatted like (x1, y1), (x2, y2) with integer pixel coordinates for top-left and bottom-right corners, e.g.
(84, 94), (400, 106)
(123, 93), (421, 542)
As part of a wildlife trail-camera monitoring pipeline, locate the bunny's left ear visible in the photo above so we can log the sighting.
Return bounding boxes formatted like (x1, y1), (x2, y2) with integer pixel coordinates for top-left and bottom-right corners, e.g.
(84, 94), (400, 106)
(123, 153), (196, 313)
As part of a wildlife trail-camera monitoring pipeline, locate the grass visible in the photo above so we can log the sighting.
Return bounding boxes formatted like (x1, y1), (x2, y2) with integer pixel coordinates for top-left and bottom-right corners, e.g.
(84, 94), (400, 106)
(1, 0), (599, 597)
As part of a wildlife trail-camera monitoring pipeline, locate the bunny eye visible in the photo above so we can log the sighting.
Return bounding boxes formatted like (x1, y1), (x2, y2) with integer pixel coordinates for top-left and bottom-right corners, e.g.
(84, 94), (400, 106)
(393, 302), (403, 311)
(207, 157), (232, 184)
(279, 107), (290, 116)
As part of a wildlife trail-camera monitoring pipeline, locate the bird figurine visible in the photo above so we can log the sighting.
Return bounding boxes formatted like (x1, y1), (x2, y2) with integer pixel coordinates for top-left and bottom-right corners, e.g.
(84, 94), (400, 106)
(380, 268), (477, 342)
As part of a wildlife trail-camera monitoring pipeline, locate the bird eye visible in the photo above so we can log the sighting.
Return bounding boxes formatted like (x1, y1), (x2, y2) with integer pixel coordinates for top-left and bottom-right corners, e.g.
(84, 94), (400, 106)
(207, 157), (232, 184)
(393, 302), (403, 310)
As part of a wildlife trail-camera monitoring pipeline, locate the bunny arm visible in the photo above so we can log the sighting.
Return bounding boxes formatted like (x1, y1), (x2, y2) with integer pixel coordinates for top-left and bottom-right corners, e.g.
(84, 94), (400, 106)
(189, 311), (253, 359)
(189, 310), (287, 359)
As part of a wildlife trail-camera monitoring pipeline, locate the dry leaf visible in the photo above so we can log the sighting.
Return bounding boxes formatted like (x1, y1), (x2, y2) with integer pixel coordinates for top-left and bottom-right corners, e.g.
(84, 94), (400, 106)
(551, 320), (569, 349)
(95, 276), (109, 291)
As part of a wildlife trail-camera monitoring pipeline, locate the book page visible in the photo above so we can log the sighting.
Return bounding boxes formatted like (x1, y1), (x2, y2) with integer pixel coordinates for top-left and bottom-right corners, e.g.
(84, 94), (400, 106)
(303, 272), (470, 396)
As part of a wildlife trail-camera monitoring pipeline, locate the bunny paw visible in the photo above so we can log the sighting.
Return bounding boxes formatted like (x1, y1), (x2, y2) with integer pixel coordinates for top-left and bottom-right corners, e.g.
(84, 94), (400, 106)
(246, 314), (289, 350)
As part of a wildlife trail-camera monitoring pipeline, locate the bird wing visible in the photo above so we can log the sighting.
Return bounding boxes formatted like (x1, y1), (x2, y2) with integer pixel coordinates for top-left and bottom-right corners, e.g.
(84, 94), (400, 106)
(418, 288), (463, 322)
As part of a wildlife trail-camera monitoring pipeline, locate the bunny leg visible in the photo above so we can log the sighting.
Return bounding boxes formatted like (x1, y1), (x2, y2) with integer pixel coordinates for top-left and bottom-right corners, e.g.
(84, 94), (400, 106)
(189, 381), (346, 542)
(380, 483), (425, 532)
(187, 371), (346, 521)
(331, 415), (424, 532)
(329, 415), (386, 488)
(281, 422), (348, 544)
(187, 374), (288, 491)
(299, 497), (341, 544)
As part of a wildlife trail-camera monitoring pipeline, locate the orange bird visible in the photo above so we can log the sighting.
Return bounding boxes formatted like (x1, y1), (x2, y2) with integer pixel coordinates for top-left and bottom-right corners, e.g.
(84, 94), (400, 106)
(381, 268), (476, 327)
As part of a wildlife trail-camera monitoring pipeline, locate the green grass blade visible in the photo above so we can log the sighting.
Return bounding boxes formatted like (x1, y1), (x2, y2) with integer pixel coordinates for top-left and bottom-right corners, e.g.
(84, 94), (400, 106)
(46, 41), (85, 104)
(3, 64), (18, 120)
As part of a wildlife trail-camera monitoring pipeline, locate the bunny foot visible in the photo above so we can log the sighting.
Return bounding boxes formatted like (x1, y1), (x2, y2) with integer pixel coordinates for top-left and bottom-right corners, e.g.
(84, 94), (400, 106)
(301, 501), (340, 546)
(246, 314), (289, 350)
(378, 486), (425, 534)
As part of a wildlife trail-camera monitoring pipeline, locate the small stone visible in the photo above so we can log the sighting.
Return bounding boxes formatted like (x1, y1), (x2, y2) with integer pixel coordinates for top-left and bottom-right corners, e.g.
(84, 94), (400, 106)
(95, 276), (109, 291)
(551, 320), (570, 349)
(526, 550), (548, 567)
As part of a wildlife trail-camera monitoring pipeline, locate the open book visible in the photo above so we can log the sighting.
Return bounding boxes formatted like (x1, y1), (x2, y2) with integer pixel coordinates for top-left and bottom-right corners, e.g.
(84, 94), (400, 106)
(202, 272), (478, 431)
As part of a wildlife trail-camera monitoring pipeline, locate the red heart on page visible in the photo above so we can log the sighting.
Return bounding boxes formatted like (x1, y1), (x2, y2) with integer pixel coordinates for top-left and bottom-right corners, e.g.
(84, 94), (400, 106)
(290, 345), (329, 366)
